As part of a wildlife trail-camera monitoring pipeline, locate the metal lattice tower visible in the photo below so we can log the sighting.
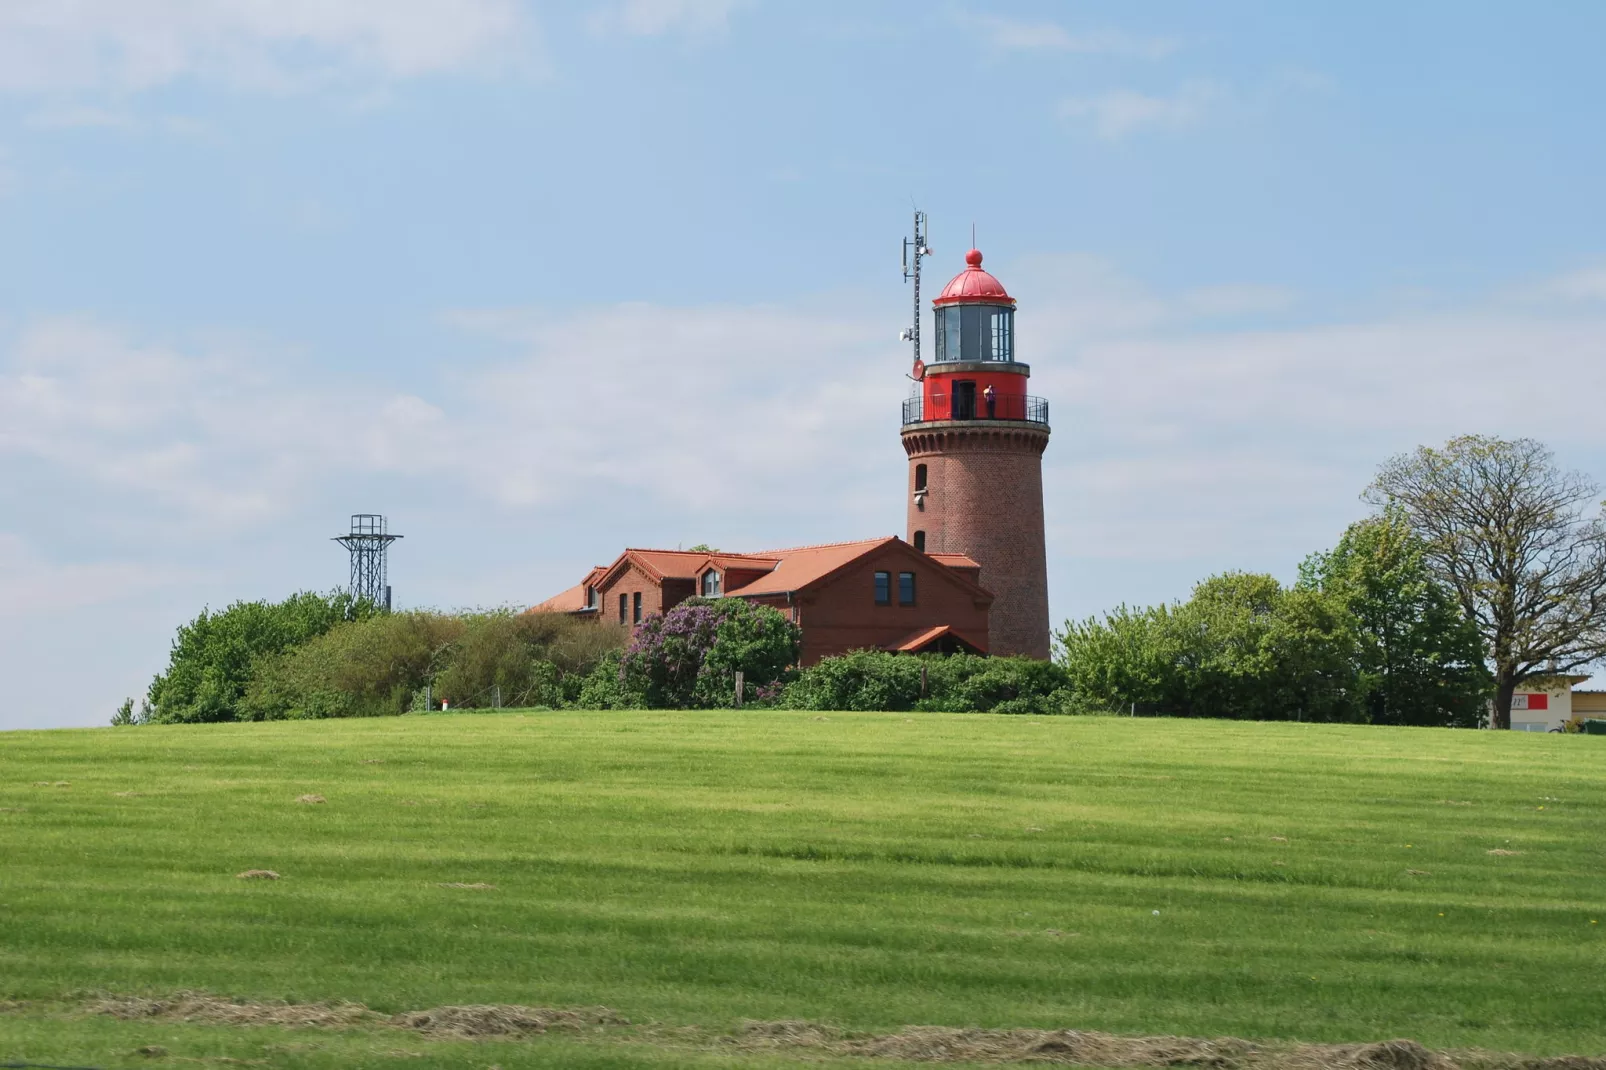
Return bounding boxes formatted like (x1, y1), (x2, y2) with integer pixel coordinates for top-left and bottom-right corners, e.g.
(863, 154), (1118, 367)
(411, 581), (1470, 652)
(901, 210), (932, 365)
(333, 514), (402, 610)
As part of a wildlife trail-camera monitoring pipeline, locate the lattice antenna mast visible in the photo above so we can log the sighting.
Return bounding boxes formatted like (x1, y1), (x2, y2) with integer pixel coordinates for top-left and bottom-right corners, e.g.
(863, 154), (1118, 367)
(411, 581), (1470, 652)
(900, 211), (932, 366)
(333, 514), (402, 611)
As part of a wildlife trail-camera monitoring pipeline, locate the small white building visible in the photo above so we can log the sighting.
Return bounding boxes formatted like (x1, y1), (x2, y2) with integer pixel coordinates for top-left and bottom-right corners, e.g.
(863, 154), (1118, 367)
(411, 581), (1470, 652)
(1508, 675), (1593, 732)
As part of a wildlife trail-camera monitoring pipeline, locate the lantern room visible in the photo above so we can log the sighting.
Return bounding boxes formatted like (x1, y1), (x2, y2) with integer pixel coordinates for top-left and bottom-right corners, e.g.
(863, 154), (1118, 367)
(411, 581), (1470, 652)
(932, 248), (1015, 364)
(902, 248), (1047, 428)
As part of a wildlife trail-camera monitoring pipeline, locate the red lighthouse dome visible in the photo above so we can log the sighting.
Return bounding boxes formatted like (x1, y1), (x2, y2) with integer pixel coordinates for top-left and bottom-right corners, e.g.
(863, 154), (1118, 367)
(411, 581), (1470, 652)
(928, 248), (1017, 365)
(933, 249), (1014, 306)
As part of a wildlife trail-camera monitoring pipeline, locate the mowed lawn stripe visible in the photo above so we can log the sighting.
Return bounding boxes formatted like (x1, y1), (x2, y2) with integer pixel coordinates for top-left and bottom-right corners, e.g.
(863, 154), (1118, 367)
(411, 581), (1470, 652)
(0, 711), (1601, 1055)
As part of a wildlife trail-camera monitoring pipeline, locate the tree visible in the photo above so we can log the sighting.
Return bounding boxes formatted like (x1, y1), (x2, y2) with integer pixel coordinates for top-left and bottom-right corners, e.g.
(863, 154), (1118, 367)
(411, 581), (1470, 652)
(1300, 509), (1490, 727)
(1367, 436), (1606, 729)
(146, 591), (376, 723)
(1177, 572), (1360, 722)
(1056, 572), (1361, 721)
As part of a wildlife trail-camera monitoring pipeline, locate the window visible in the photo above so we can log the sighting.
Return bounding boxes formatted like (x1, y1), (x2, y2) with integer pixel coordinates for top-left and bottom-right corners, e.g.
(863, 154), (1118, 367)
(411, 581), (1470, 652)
(912, 530), (926, 552)
(586, 587), (596, 608)
(702, 570), (721, 596)
(619, 593), (628, 623)
(989, 308), (1014, 361)
(935, 306), (962, 362)
(632, 591), (642, 624)
(914, 463), (927, 492)
(936, 305), (1013, 363)
(874, 570), (891, 605)
(899, 571), (916, 605)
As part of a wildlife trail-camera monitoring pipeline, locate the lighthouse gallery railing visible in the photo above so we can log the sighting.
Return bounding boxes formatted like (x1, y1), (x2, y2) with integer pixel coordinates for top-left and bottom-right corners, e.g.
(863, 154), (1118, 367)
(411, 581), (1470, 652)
(901, 394), (1049, 426)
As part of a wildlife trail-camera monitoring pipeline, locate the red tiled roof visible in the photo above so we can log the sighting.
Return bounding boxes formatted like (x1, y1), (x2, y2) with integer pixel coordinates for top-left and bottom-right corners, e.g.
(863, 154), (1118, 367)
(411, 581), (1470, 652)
(706, 554), (780, 572)
(883, 624), (986, 654)
(616, 549), (713, 582)
(530, 583), (589, 613)
(928, 553), (981, 570)
(734, 537), (897, 597)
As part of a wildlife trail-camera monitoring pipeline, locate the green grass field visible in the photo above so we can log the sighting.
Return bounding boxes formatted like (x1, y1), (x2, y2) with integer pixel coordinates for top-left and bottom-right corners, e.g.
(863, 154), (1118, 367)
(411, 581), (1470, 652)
(1, 711), (1603, 1068)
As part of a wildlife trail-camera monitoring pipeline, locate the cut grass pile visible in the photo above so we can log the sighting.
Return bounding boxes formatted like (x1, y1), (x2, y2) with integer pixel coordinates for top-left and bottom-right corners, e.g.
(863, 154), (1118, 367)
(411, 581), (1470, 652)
(0, 710), (1602, 1068)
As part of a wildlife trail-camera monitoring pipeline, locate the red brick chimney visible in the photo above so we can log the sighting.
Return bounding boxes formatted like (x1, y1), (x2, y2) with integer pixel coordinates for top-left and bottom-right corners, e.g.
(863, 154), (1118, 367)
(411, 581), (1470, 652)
(901, 248), (1050, 659)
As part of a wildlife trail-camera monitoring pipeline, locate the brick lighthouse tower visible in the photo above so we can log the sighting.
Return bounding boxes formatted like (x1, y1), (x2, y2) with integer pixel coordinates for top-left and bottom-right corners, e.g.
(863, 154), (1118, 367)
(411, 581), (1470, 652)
(901, 245), (1051, 659)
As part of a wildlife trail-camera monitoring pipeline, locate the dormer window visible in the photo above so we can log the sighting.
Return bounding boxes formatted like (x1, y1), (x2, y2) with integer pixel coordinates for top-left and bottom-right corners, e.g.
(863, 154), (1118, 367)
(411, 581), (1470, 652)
(702, 570), (722, 597)
(585, 586), (596, 608)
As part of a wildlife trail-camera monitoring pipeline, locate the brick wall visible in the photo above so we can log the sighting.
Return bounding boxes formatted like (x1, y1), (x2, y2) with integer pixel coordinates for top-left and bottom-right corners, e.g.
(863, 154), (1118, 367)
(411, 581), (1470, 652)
(902, 424), (1050, 659)
(595, 565), (672, 631)
(784, 541), (990, 665)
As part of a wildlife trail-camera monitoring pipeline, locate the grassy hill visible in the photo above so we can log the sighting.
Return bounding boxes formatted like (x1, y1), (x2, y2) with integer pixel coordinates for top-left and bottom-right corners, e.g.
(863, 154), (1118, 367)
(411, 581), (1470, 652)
(1, 711), (1602, 1068)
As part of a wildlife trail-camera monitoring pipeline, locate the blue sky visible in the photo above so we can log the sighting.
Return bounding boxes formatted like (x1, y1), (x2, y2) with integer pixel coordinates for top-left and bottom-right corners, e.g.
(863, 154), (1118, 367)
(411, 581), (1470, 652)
(4, 1), (1606, 729)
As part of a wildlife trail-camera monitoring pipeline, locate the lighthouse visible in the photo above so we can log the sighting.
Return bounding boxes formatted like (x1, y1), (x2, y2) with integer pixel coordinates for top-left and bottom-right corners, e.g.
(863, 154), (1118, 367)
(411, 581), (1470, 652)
(901, 247), (1051, 659)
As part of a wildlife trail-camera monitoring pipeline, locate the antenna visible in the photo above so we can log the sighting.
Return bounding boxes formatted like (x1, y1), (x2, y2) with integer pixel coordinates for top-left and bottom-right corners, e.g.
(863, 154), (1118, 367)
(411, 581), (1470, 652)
(333, 514), (402, 611)
(901, 211), (931, 365)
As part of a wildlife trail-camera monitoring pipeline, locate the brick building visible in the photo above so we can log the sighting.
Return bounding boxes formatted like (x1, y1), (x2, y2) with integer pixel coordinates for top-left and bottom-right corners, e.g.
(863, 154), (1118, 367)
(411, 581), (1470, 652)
(535, 538), (991, 665)
(532, 243), (1052, 665)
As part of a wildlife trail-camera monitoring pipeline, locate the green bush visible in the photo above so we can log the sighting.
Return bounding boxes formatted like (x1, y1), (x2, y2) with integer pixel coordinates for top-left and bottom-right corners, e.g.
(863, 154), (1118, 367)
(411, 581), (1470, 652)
(146, 591), (376, 723)
(574, 649), (644, 710)
(434, 611), (627, 709)
(779, 651), (1072, 713)
(1057, 572), (1362, 722)
(241, 610), (465, 720)
(240, 609), (626, 719)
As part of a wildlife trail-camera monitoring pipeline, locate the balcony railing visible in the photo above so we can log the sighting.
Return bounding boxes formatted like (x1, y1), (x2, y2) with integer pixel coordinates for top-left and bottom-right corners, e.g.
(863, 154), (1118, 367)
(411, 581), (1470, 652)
(901, 393), (1049, 427)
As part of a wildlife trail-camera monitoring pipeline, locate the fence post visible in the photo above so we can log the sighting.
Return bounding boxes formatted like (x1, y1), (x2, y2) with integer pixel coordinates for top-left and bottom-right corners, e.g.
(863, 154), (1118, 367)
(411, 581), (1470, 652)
(494, 684), (502, 709)
(735, 671), (745, 708)
(425, 683), (432, 712)
(921, 664), (928, 698)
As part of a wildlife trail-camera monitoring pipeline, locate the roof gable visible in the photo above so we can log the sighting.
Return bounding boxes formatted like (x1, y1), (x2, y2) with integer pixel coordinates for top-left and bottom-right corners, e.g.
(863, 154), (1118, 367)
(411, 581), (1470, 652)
(732, 537), (993, 603)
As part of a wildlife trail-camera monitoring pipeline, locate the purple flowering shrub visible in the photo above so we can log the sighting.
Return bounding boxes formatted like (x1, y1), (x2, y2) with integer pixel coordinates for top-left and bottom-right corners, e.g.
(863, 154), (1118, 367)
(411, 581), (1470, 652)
(618, 597), (800, 708)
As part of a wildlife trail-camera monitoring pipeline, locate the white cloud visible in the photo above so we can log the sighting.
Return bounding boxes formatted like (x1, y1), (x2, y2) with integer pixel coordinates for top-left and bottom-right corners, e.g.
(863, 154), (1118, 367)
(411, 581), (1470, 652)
(1545, 267), (1606, 302)
(0, 0), (534, 94)
(1059, 81), (1222, 138)
(12, 263), (1605, 572)
(25, 106), (139, 130)
(1026, 304), (1606, 567)
(0, 303), (902, 536)
(589, 0), (747, 37)
(0, 320), (451, 528)
(0, 532), (186, 617)
(446, 301), (897, 513)
(966, 14), (1178, 59)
